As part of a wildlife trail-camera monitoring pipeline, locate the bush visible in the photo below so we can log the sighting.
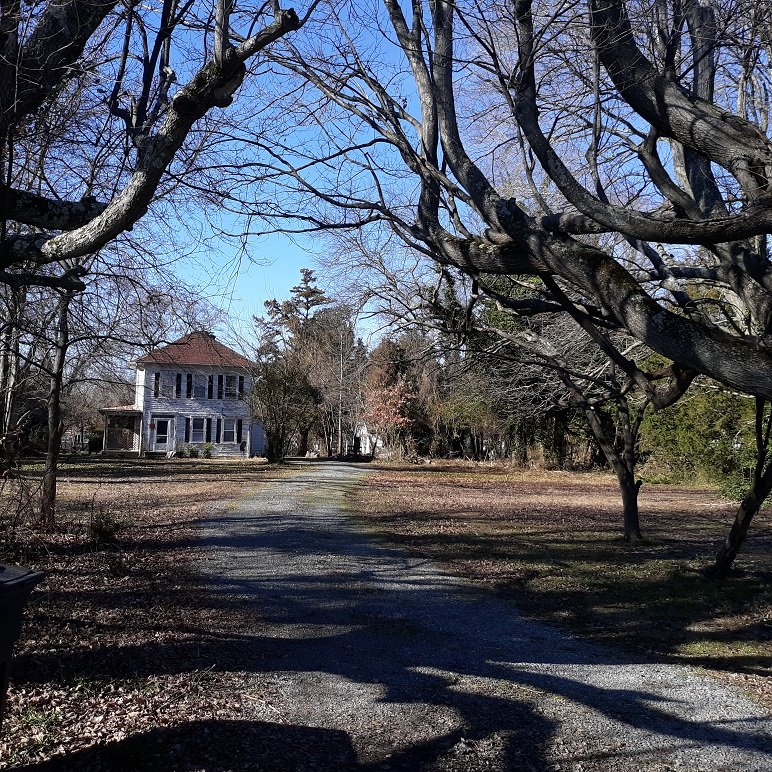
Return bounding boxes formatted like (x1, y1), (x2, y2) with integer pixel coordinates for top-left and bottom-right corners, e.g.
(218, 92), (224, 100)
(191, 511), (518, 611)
(186, 445), (199, 458)
(89, 508), (126, 543)
(202, 443), (213, 459)
(639, 389), (755, 486)
(87, 432), (103, 453)
(719, 474), (753, 502)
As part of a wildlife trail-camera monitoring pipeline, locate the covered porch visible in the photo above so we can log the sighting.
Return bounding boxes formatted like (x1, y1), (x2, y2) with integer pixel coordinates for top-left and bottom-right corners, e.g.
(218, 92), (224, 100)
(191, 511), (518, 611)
(100, 407), (143, 455)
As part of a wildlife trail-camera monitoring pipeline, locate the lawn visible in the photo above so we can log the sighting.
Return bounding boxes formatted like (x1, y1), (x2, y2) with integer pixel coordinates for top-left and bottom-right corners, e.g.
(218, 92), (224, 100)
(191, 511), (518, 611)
(349, 463), (771, 707)
(0, 457), (285, 768)
(1, 458), (769, 767)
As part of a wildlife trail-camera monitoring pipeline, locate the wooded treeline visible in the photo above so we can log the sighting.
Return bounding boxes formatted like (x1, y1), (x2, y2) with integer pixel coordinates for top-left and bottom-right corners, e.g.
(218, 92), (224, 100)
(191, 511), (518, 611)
(256, 271), (760, 490)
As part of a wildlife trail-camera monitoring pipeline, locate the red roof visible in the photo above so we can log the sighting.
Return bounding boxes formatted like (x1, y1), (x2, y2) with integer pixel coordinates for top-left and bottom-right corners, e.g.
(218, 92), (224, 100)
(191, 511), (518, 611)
(136, 332), (253, 368)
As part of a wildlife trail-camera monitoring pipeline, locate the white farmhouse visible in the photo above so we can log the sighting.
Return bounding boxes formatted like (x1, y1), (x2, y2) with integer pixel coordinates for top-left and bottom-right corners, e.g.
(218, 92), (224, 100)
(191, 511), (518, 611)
(100, 331), (265, 457)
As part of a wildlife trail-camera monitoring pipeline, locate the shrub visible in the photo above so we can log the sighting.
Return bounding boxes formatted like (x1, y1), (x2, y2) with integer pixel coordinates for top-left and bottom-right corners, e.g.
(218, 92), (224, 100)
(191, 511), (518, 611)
(187, 445), (199, 458)
(89, 508), (126, 543)
(87, 432), (103, 453)
(202, 442), (213, 459)
(639, 389), (755, 486)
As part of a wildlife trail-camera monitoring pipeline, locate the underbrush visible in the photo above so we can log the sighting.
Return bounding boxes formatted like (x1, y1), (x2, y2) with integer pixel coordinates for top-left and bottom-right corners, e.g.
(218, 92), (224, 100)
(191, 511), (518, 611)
(637, 455), (761, 503)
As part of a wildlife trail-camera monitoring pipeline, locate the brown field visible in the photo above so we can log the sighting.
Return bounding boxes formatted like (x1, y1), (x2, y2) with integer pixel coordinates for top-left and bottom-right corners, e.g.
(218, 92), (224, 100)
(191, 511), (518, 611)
(0, 457), (286, 768)
(350, 462), (771, 706)
(0, 458), (769, 766)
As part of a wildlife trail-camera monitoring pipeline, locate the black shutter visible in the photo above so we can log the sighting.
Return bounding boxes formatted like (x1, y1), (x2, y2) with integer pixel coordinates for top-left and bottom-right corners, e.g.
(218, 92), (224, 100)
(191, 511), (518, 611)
(236, 419), (243, 443)
(186, 374), (193, 398)
(185, 417), (190, 442)
(175, 373), (182, 398)
(238, 375), (244, 400)
(217, 375), (224, 400)
(153, 372), (160, 397)
(207, 375), (213, 399)
(205, 418), (212, 443)
(216, 419), (221, 443)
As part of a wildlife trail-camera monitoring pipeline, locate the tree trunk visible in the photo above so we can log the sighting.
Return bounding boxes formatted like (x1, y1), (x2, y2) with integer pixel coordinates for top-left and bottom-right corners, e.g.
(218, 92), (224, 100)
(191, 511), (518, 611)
(265, 430), (285, 463)
(617, 470), (643, 541)
(337, 332), (344, 455)
(581, 403), (644, 540)
(40, 292), (72, 528)
(0, 289), (24, 473)
(544, 410), (569, 469)
(713, 398), (772, 577)
(297, 426), (309, 456)
(712, 466), (772, 577)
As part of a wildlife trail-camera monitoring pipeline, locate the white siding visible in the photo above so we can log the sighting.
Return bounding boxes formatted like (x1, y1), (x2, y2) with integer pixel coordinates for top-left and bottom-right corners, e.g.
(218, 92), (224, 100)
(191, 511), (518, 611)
(135, 366), (146, 400)
(138, 365), (260, 455)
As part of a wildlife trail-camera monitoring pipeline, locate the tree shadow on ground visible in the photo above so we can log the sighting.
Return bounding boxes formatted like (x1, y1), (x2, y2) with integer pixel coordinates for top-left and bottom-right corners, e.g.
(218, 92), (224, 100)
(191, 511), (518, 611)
(8, 466), (772, 770)
(354, 492), (771, 677)
(13, 719), (360, 771)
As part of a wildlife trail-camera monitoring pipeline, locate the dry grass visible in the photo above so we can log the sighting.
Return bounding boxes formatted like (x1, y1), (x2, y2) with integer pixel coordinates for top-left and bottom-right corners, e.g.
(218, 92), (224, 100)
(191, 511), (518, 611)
(1, 457), (769, 767)
(350, 462), (772, 707)
(0, 457), (291, 769)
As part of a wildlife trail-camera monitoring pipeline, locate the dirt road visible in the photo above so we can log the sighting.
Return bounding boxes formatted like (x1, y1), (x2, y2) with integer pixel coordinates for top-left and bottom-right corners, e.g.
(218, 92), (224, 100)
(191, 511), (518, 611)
(198, 462), (771, 771)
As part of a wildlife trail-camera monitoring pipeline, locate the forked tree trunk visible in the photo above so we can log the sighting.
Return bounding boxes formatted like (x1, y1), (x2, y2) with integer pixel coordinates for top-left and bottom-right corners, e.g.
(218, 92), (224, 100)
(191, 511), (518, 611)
(581, 400), (645, 541)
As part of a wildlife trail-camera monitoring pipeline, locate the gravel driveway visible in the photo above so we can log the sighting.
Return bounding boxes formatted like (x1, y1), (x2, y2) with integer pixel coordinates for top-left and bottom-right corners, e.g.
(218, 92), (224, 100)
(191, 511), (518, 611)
(198, 462), (771, 771)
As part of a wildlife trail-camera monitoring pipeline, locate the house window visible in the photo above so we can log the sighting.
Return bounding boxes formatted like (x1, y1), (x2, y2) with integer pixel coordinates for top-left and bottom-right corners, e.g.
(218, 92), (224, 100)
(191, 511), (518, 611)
(186, 374), (193, 398)
(159, 372), (175, 398)
(191, 417), (205, 443)
(224, 375), (238, 400)
(193, 375), (207, 399)
(222, 418), (236, 443)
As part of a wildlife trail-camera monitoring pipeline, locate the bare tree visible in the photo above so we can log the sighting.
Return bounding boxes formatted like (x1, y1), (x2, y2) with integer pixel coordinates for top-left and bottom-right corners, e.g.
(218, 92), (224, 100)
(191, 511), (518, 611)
(238, 0), (772, 572)
(421, 266), (691, 538)
(0, 0), (308, 292)
(0, 0), (312, 524)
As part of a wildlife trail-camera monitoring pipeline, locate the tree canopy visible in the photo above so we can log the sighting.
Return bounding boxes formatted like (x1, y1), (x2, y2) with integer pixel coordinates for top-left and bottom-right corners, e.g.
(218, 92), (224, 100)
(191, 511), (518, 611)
(0, 0), (304, 290)
(254, 0), (772, 403)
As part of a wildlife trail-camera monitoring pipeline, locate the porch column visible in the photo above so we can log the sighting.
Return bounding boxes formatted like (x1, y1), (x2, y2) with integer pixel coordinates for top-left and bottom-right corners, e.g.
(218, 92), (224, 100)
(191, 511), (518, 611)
(137, 416), (144, 456)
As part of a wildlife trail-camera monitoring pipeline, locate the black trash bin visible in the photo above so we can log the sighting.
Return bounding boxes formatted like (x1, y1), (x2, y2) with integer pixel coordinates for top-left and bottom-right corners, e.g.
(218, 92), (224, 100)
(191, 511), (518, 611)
(0, 564), (44, 730)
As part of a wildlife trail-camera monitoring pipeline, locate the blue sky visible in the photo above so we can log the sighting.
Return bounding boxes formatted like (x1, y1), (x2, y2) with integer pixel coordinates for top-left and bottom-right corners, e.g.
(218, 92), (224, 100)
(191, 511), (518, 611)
(183, 228), (345, 347)
(191, 228), (384, 351)
(214, 235), (314, 315)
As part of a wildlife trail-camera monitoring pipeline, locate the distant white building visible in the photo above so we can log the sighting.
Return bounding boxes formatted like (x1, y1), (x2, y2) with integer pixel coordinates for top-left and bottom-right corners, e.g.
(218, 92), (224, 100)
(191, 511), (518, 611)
(353, 422), (380, 457)
(100, 331), (265, 457)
